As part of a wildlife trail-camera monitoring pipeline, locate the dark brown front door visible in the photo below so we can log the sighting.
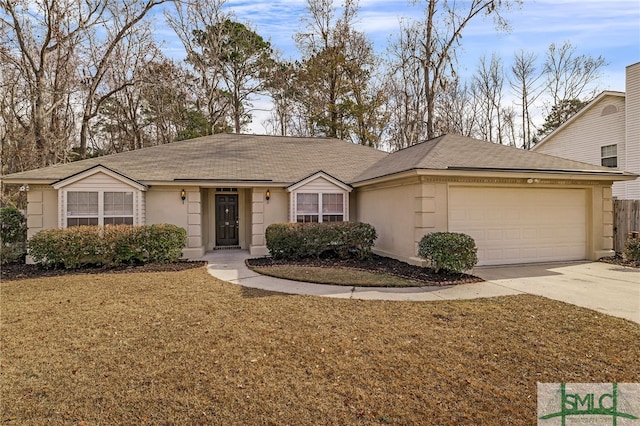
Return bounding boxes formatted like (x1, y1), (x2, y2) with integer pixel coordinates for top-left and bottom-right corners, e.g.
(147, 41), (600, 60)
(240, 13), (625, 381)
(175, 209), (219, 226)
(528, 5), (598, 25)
(215, 194), (239, 246)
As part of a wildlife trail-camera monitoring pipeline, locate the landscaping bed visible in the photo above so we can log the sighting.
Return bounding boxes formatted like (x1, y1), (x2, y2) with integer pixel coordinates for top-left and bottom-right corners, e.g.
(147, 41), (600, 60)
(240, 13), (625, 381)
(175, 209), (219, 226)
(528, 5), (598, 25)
(0, 261), (205, 282)
(599, 254), (640, 269)
(246, 254), (482, 286)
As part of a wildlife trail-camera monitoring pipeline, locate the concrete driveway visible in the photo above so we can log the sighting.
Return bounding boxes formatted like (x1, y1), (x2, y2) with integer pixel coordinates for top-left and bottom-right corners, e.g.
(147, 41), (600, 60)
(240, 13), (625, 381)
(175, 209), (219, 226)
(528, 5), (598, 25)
(202, 251), (639, 324)
(474, 262), (639, 324)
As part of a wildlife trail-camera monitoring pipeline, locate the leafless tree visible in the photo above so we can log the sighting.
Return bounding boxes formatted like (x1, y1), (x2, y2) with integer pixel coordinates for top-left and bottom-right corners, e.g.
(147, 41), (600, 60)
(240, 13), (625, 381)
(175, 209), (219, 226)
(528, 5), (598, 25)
(387, 0), (520, 146)
(509, 50), (543, 149)
(293, 0), (387, 146)
(473, 54), (506, 144)
(77, 0), (170, 158)
(89, 22), (164, 154)
(0, 0), (102, 168)
(166, 0), (233, 133)
(434, 78), (479, 138)
(542, 41), (606, 128)
(263, 58), (298, 136)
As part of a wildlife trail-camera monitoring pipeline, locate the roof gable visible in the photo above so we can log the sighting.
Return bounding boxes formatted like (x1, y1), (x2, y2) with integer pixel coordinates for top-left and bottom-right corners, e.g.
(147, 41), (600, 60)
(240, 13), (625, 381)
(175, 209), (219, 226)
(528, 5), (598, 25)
(287, 171), (352, 192)
(51, 165), (147, 190)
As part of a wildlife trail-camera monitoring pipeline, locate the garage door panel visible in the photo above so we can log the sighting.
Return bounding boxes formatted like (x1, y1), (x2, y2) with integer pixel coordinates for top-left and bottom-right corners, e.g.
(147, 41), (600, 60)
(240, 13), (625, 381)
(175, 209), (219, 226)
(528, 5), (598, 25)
(449, 187), (587, 266)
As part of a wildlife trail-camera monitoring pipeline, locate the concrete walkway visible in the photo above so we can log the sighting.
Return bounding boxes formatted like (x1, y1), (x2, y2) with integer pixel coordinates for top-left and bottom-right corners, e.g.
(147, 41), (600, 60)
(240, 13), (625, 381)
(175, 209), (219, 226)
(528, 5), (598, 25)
(200, 250), (640, 324)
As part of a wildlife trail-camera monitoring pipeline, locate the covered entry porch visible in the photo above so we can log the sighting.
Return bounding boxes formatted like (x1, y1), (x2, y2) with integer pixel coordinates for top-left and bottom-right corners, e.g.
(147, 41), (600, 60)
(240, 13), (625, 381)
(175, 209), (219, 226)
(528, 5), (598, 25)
(199, 186), (287, 256)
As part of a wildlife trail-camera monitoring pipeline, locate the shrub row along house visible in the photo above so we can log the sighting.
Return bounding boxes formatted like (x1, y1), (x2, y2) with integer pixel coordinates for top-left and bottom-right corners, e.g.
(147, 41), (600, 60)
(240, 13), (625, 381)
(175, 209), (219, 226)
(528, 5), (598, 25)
(2, 133), (635, 266)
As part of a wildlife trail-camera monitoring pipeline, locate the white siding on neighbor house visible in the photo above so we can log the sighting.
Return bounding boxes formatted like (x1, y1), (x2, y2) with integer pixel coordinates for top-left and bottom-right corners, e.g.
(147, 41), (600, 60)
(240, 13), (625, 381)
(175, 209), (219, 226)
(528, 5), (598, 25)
(534, 96), (626, 166)
(625, 62), (640, 199)
(57, 171), (144, 227)
(535, 63), (640, 200)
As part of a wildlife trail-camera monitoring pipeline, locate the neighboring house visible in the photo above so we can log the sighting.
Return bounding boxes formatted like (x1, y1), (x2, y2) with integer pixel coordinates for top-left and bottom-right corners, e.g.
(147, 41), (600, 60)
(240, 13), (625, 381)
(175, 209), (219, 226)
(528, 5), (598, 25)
(2, 133), (635, 266)
(532, 62), (640, 200)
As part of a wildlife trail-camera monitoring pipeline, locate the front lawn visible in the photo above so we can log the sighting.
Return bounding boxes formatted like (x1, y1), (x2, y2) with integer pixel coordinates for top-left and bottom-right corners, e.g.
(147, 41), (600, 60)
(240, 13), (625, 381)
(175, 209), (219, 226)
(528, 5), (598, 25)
(1, 267), (638, 425)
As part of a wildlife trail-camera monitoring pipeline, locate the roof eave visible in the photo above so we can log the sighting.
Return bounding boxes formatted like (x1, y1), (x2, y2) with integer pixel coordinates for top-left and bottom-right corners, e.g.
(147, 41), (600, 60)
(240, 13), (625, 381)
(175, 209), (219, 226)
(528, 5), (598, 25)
(351, 168), (636, 187)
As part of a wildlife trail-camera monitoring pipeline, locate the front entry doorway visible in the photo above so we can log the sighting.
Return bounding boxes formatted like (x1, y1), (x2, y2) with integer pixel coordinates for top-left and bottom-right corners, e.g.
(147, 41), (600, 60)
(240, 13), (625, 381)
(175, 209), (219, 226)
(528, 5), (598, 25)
(215, 194), (239, 246)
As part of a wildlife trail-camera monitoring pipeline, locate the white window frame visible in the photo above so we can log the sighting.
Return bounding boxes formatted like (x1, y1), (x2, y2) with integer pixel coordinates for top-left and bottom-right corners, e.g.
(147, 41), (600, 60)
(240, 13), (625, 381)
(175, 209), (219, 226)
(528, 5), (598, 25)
(293, 192), (346, 223)
(601, 144), (617, 168)
(287, 171), (353, 224)
(65, 190), (134, 227)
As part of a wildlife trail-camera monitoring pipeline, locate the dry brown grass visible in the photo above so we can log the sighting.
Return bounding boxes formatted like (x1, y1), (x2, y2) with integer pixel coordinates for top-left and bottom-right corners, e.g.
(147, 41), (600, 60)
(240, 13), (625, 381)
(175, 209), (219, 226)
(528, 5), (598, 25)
(1, 267), (638, 425)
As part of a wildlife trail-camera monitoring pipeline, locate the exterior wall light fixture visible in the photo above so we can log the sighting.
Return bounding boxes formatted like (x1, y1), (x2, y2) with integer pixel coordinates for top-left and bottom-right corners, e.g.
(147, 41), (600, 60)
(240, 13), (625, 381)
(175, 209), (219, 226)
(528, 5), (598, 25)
(181, 189), (186, 203)
(265, 189), (271, 202)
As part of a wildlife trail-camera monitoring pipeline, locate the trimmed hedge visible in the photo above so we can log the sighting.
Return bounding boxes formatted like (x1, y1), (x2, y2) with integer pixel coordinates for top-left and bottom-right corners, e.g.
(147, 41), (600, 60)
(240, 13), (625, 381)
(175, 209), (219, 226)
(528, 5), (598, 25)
(265, 222), (377, 260)
(417, 232), (478, 273)
(28, 224), (187, 269)
(623, 233), (640, 262)
(1, 206), (27, 264)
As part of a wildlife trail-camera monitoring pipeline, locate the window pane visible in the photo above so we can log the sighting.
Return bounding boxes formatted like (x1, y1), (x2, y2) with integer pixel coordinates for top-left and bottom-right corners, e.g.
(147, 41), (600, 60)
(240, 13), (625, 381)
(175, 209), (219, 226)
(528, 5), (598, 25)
(296, 193), (318, 214)
(602, 157), (617, 168)
(322, 215), (344, 222)
(296, 215), (319, 223)
(104, 191), (133, 215)
(67, 217), (99, 227)
(322, 193), (343, 214)
(104, 217), (133, 226)
(67, 191), (98, 216)
(601, 144), (617, 157)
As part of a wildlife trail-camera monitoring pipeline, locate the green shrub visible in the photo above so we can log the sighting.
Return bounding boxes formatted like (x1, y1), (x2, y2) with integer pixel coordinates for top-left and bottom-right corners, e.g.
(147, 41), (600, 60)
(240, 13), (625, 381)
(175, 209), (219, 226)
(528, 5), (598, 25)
(623, 234), (640, 261)
(417, 232), (478, 273)
(28, 226), (103, 269)
(265, 222), (377, 260)
(28, 224), (187, 269)
(103, 224), (145, 266)
(136, 224), (187, 263)
(0, 206), (27, 264)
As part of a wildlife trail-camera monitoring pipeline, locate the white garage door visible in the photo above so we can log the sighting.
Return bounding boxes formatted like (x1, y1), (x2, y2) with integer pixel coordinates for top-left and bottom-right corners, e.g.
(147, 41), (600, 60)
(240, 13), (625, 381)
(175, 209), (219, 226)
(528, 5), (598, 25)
(449, 187), (587, 266)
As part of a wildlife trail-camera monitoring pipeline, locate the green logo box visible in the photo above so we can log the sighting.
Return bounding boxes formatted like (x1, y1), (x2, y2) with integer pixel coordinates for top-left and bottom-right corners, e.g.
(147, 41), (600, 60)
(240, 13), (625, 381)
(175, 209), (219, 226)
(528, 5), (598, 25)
(538, 383), (640, 425)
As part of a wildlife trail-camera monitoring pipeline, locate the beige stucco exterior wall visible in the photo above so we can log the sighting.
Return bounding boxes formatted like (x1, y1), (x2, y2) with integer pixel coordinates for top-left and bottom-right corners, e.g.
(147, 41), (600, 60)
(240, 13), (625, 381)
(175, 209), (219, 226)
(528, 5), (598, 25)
(26, 186), (58, 239)
(357, 176), (617, 266)
(145, 186), (204, 258)
(249, 187), (288, 256)
(357, 177), (448, 265)
(595, 185), (615, 258)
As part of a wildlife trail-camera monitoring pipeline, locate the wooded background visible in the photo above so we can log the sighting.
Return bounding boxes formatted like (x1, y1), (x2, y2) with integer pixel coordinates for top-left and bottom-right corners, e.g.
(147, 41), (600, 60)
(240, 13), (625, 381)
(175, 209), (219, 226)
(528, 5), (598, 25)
(0, 0), (608, 180)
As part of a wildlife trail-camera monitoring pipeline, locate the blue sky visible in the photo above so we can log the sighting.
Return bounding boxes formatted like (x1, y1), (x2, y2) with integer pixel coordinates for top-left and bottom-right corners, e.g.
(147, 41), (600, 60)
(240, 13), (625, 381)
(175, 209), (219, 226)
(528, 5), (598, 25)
(155, 0), (640, 132)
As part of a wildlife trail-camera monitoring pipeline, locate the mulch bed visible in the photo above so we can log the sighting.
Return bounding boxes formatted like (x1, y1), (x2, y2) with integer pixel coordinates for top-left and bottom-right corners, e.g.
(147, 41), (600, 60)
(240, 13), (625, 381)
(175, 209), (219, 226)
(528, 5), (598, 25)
(599, 255), (640, 269)
(0, 261), (206, 282)
(246, 254), (482, 286)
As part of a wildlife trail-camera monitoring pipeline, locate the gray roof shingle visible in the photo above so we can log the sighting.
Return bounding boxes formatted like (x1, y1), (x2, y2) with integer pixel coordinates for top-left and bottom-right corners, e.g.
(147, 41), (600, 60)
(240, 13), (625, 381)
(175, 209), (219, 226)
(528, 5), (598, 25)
(3, 133), (631, 186)
(353, 134), (631, 182)
(3, 134), (388, 184)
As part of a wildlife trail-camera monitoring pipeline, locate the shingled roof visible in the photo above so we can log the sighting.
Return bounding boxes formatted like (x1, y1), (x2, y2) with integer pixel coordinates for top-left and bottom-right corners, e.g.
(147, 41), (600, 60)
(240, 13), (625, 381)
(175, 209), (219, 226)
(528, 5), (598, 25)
(2, 134), (388, 185)
(352, 134), (632, 183)
(4, 133), (633, 187)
